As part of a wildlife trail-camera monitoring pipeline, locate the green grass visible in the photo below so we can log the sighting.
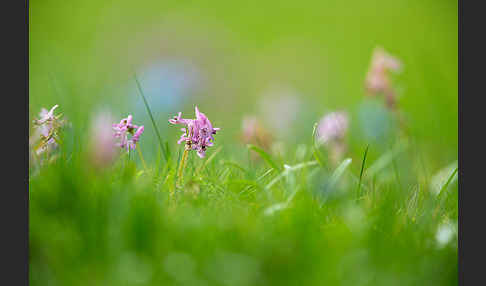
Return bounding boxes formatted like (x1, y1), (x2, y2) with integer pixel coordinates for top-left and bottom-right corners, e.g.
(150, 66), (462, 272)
(29, 128), (457, 285)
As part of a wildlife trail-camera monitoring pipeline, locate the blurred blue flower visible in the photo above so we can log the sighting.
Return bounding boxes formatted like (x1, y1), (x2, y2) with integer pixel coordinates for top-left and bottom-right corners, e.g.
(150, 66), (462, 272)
(132, 59), (201, 114)
(357, 99), (397, 146)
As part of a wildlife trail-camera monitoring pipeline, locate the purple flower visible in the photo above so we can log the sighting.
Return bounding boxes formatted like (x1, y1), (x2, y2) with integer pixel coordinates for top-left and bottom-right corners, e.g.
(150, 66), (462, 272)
(112, 115), (144, 151)
(316, 111), (349, 166)
(168, 106), (220, 158)
(129, 126), (144, 150)
(316, 111), (349, 144)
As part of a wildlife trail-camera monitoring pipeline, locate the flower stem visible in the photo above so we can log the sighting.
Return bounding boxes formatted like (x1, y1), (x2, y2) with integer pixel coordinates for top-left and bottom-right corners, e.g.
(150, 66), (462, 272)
(137, 145), (148, 171)
(177, 147), (189, 187)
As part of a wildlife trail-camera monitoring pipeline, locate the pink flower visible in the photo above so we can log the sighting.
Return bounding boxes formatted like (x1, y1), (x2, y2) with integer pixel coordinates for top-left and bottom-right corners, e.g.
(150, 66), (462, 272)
(169, 106), (220, 158)
(30, 104), (65, 155)
(316, 111), (349, 166)
(365, 47), (402, 108)
(88, 112), (117, 168)
(241, 116), (272, 150)
(113, 115), (144, 151)
(316, 111), (349, 145)
(129, 126), (144, 150)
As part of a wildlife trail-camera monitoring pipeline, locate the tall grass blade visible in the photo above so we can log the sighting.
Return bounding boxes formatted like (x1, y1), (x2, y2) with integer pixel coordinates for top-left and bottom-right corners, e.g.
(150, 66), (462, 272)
(437, 167), (458, 199)
(367, 140), (408, 177)
(133, 73), (169, 162)
(247, 144), (282, 172)
(221, 160), (249, 175)
(392, 153), (403, 191)
(327, 158), (352, 191)
(318, 158), (352, 206)
(264, 162), (319, 216)
(356, 145), (369, 198)
(311, 122), (325, 167)
(197, 146), (223, 174)
(257, 168), (274, 182)
(266, 161), (318, 190)
(264, 202), (288, 216)
(430, 161), (458, 196)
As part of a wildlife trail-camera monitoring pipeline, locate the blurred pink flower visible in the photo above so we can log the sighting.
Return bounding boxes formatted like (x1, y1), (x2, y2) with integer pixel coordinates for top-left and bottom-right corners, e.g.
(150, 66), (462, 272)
(240, 116), (273, 151)
(365, 47), (402, 109)
(316, 111), (349, 144)
(113, 115), (144, 151)
(316, 111), (349, 166)
(88, 112), (117, 168)
(169, 106), (220, 158)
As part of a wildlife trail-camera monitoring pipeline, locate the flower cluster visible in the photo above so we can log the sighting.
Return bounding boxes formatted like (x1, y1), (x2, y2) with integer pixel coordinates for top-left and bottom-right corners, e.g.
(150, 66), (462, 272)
(112, 115), (144, 151)
(169, 106), (220, 158)
(365, 47), (402, 108)
(30, 105), (66, 155)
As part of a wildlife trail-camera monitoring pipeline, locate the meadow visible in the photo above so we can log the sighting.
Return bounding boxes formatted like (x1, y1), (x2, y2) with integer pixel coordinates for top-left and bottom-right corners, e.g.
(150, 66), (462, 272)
(29, 0), (457, 285)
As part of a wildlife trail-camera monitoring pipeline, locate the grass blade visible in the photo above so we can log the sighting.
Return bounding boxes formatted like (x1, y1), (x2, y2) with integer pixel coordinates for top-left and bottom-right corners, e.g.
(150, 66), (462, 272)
(356, 145), (369, 198)
(367, 140), (408, 178)
(264, 202), (289, 216)
(221, 160), (249, 175)
(311, 122), (325, 167)
(197, 146), (223, 174)
(265, 161), (318, 190)
(133, 73), (169, 162)
(437, 167), (458, 199)
(327, 158), (352, 190)
(247, 144), (282, 172)
(318, 158), (352, 206)
(257, 168), (274, 182)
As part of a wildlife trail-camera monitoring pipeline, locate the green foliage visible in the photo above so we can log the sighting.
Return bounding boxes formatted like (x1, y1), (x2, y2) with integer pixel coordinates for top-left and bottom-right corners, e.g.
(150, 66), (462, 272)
(29, 136), (457, 285)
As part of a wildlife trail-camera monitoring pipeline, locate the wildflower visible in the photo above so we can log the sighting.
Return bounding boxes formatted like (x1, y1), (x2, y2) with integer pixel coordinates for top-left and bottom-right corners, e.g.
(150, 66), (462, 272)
(87, 112), (117, 168)
(316, 111), (349, 145)
(112, 115), (144, 151)
(365, 47), (402, 109)
(241, 116), (272, 151)
(30, 104), (65, 155)
(316, 111), (349, 166)
(169, 106), (220, 158)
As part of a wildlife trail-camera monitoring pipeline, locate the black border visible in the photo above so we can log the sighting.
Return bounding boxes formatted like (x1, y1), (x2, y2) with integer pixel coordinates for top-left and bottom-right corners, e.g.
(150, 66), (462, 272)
(458, 0), (485, 285)
(3, 0), (29, 285)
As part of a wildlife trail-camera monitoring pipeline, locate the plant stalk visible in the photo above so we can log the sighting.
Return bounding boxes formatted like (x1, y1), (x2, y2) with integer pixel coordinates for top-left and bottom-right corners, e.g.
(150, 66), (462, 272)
(177, 147), (189, 187)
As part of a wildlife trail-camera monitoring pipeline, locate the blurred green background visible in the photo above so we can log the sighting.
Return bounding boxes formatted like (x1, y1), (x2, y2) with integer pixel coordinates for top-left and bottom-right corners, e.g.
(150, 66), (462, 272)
(30, 0), (457, 167)
(29, 0), (457, 285)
